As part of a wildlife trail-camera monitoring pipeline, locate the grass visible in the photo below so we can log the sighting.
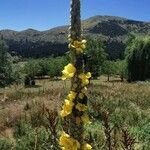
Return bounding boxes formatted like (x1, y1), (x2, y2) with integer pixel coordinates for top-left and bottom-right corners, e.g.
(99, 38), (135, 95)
(88, 77), (150, 149)
(0, 76), (150, 149)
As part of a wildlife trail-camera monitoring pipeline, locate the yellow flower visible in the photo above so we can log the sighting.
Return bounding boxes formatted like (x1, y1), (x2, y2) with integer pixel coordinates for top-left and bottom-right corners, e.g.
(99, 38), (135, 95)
(62, 63), (76, 80)
(60, 100), (74, 117)
(82, 143), (92, 150)
(81, 114), (91, 124)
(59, 132), (70, 146)
(59, 132), (80, 150)
(67, 91), (77, 101)
(79, 72), (91, 85)
(69, 40), (86, 53)
(76, 103), (87, 111)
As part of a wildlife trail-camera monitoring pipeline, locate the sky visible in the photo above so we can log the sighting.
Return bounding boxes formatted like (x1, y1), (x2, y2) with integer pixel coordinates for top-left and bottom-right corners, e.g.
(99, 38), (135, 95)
(0, 0), (150, 31)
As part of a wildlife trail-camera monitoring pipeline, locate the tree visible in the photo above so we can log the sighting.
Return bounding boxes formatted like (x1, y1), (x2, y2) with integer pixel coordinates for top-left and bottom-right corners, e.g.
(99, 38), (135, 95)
(11, 64), (25, 85)
(35, 59), (51, 77)
(23, 56), (69, 83)
(23, 60), (41, 78)
(0, 36), (13, 87)
(102, 60), (116, 81)
(23, 60), (41, 86)
(48, 56), (68, 78)
(86, 37), (107, 78)
(115, 60), (127, 82)
(125, 37), (150, 82)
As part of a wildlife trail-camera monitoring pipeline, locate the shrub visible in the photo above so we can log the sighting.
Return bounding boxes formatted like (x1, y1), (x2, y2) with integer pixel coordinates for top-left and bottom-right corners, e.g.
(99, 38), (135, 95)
(14, 122), (50, 150)
(0, 139), (13, 150)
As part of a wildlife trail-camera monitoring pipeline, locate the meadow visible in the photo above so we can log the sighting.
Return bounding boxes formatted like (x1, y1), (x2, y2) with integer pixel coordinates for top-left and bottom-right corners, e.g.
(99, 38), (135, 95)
(0, 76), (150, 150)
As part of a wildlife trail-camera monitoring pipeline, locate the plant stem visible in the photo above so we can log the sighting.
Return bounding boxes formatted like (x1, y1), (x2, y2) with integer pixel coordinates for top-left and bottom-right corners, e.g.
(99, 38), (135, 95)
(68, 0), (84, 146)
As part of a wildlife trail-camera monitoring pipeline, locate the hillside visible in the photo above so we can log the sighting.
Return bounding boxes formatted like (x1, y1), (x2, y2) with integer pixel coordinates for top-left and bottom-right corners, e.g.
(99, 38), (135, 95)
(0, 15), (150, 59)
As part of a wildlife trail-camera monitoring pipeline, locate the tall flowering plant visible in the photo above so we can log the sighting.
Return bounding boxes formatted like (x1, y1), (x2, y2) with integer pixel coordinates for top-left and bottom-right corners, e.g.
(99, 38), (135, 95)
(59, 0), (92, 149)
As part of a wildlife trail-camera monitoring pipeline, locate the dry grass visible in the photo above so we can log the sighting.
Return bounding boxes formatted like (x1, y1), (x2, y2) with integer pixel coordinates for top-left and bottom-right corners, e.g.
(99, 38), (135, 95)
(0, 76), (150, 149)
(0, 76), (150, 123)
(0, 79), (67, 138)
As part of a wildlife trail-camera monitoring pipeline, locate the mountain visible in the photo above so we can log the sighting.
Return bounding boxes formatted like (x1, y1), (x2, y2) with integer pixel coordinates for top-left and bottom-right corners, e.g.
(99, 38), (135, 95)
(0, 15), (150, 59)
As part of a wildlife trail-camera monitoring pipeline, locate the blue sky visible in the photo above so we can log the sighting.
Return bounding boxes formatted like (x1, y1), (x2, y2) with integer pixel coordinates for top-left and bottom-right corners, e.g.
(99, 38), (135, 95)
(0, 0), (150, 31)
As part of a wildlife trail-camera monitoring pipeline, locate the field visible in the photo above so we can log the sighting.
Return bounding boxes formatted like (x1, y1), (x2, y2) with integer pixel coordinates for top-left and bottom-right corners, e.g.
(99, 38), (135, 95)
(0, 76), (150, 150)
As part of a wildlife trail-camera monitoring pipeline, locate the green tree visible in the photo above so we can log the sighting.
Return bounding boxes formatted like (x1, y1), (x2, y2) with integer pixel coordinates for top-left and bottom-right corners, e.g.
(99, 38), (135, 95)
(115, 60), (127, 82)
(35, 59), (51, 77)
(86, 37), (107, 78)
(11, 64), (25, 85)
(48, 56), (68, 78)
(23, 60), (41, 78)
(102, 60), (116, 81)
(23, 60), (41, 86)
(125, 37), (150, 82)
(23, 56), (68, 82)
(0, 37), (13, 87)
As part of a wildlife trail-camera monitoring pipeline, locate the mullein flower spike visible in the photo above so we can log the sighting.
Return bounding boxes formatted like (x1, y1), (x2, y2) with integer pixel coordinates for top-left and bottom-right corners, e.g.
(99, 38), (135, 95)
(60, 47), (92, 149)
(59, 0), (92, 149)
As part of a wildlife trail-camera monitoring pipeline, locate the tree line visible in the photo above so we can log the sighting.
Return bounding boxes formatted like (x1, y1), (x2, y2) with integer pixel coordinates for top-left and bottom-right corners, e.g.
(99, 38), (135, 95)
(0, 35), (150, 87)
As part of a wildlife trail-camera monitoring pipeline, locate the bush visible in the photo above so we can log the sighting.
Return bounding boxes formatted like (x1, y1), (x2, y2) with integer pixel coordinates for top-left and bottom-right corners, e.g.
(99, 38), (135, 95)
(14, 122), (50, 150)
(0, 139), (13, 150)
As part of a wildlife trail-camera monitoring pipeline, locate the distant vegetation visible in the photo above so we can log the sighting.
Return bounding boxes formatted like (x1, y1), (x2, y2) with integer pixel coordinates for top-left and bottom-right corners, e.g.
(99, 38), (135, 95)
(23, 56), (68, 86)
(0, 15), (150, 59)
(0, 34), (150, 88)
